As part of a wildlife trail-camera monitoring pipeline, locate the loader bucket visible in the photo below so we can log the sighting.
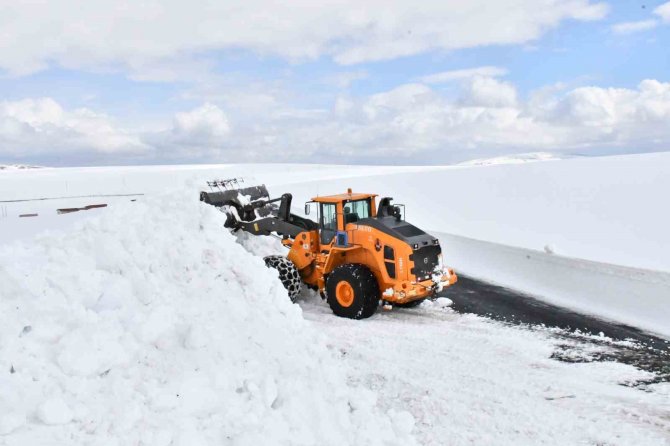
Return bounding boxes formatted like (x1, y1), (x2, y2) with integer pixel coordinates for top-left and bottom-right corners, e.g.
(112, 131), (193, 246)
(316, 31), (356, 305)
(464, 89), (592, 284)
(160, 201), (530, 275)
(199, 184), (271, 208)
(200, 180), (276, 227)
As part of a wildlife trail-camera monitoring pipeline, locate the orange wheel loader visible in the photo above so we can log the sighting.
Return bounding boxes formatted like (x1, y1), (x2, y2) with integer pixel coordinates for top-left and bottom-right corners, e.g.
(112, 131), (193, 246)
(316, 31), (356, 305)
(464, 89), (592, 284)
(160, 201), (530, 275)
(200, 179), (457, 319)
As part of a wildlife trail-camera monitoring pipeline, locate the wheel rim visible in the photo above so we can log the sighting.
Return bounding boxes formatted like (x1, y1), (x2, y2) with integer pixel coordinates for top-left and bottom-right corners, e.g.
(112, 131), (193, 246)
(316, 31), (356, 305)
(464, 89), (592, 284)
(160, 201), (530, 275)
(335, 281), (355, 307)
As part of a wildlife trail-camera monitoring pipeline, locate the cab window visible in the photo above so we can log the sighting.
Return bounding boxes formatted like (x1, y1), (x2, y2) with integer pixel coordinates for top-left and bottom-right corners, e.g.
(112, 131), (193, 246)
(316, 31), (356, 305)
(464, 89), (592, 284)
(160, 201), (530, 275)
(343, 199), (370, 225)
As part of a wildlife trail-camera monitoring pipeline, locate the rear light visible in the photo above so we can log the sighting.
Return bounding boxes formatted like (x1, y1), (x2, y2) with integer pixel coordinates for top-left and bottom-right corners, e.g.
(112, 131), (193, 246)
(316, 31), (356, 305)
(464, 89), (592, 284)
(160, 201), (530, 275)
(433, 239), (439, 245)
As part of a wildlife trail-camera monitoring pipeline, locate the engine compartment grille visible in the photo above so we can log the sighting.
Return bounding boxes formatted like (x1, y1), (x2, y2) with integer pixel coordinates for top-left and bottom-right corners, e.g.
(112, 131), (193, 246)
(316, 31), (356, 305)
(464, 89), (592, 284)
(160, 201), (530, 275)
(410, 245), (441, 280)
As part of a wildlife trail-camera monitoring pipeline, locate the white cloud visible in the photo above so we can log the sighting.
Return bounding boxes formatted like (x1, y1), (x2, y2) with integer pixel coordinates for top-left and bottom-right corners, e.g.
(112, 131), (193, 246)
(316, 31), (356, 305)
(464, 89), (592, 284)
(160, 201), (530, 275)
(542, 80), (670, 127)
(655, 1), (670, 22)
(611, 19), (658, 34)
(315, 79), (670, 158)
(323, 71), (369, 89)
(172, 103), (230, 144)
(143, 104), (231, 160)
(611, 2), (670, 35)
(419, 66), (508, 84)
(0, 1), (608, 76)
(5, 79), (670, 164)
(0, 98), (147, 159)
(463, 77), (518, 108)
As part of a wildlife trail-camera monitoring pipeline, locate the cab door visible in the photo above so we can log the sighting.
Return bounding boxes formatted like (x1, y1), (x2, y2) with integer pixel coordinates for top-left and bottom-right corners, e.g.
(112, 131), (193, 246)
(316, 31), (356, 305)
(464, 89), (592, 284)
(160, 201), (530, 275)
(319, 202), (338, 245)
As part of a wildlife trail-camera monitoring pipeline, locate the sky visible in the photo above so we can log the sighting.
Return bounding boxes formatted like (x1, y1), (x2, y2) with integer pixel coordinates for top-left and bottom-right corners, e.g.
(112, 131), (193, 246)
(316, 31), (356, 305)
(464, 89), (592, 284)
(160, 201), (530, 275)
(0, 0), (669, 166)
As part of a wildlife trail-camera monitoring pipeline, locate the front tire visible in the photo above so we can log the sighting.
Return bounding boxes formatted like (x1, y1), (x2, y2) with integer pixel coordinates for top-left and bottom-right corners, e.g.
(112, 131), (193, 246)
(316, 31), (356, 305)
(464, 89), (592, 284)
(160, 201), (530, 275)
(326, 264), (379, 319)
(264, 255), (302, 301)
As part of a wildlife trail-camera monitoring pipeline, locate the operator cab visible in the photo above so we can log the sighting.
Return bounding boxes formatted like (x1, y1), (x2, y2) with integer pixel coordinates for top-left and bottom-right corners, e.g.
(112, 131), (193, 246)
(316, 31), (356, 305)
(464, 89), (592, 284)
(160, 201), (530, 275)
(305, 189), (378, 245)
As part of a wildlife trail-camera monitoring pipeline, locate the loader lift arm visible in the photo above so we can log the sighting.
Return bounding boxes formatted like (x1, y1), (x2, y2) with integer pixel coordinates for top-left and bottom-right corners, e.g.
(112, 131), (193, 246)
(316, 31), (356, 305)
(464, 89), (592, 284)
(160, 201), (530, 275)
(200, 188), (316, 239)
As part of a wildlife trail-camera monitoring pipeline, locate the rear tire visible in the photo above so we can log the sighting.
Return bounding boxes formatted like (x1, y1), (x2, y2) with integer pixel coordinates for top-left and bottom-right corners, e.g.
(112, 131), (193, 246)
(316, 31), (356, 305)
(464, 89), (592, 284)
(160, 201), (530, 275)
(326, 264), (379, 319)
(264, 255), (302, 301)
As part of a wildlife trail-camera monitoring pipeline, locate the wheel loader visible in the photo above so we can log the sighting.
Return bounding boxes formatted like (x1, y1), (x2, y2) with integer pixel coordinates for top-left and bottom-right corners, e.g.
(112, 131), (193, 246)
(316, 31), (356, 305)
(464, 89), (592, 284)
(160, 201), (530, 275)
(200, 179), (457, 319)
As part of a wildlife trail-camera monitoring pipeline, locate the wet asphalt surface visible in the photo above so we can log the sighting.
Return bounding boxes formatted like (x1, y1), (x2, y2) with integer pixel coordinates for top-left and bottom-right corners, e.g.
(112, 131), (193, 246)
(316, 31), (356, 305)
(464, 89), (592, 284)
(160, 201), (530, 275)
(440, 275), (670, 387)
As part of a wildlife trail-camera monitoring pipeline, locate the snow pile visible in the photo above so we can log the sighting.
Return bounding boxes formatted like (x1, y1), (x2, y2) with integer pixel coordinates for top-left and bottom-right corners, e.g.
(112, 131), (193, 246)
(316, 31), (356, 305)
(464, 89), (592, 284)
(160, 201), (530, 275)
(0, 189), (412, 445)
(457, 151), (560, 166)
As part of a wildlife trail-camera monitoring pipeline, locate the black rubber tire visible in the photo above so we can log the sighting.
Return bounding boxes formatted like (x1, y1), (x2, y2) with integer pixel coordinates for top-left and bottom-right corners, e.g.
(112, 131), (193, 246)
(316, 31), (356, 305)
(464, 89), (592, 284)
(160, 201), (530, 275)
(264, 255), (302, 301)
(394, 299), (426, 308)
(326, 264), (379, 319)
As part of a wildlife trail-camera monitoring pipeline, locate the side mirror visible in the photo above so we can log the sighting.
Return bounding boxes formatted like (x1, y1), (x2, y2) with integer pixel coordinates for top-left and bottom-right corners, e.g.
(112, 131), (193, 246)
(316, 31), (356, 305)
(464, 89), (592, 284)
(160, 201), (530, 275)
(304, 202), (311, 215)
(393, 206), (402, 221)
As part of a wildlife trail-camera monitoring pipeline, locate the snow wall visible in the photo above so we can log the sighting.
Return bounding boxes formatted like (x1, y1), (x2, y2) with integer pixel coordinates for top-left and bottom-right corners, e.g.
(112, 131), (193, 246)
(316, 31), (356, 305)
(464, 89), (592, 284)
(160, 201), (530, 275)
(0, 189), (414, 445)
(437, 232), (670, 338)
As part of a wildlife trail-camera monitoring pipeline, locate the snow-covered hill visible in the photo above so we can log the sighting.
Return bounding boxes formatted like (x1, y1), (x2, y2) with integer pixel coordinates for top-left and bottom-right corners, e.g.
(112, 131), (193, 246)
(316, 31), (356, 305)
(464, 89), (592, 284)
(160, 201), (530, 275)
(0, 164), (44, 171)
(457, 151), (562, 166)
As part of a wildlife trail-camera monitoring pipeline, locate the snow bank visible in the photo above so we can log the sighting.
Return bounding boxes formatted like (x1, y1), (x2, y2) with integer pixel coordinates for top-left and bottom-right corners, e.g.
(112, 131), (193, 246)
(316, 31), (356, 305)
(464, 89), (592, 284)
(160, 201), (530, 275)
(436, 232), (670, 338)
(0, 189), (411, 445)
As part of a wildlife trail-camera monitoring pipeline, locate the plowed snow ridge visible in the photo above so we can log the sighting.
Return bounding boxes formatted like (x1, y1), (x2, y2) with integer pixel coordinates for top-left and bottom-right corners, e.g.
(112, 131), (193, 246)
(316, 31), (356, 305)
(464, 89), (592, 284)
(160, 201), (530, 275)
(0, 189), (413, 445)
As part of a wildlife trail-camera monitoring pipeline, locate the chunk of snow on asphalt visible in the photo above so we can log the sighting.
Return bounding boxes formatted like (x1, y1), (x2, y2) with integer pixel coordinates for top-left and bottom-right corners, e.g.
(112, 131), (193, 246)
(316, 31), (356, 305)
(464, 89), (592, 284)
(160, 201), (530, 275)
(0, 189), (410, 445)
(434, 297), (453, 308)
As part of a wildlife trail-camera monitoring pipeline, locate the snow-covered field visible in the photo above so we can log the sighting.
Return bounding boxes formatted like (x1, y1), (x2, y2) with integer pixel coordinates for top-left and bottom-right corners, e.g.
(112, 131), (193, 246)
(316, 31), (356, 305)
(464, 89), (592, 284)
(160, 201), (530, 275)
(2, 152), (668, 271)
(7, 152), (667, 331)
(0, 164), (43, 171)
(456, 151), (562, 166)
(1, 153), (669, 444)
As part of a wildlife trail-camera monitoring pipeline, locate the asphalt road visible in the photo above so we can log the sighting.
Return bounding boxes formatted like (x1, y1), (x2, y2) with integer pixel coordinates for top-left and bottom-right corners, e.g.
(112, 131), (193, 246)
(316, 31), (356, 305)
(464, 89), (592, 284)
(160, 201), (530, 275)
(440, 275), (670, 385)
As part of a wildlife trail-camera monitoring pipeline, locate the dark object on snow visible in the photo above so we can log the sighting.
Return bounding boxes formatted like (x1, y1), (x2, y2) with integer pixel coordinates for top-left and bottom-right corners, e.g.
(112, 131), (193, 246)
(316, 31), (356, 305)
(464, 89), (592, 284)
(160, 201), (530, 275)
(57, 203), (108, 215)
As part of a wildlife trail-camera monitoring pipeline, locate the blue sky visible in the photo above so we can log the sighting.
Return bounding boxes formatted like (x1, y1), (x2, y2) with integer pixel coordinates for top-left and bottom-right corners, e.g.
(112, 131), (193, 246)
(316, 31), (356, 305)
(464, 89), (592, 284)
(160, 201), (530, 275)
(0, 0), (669, 166)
